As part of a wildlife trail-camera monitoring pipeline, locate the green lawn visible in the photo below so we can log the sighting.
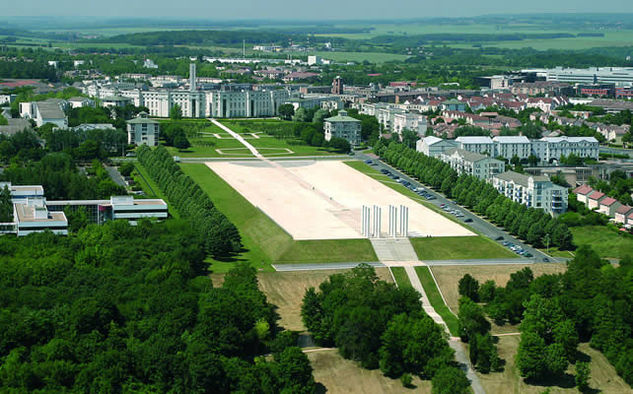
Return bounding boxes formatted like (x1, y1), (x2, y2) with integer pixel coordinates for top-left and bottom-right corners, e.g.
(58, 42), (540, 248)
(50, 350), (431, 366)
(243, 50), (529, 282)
(415, 266), (459, 336)
(179, 163), (377, 272)
(571, 225), (633, 260)
(133, 162), (180, 218)
(220, 119), (341, 156)
(411, 236), (517, 260)
(391, 267), (412, 289)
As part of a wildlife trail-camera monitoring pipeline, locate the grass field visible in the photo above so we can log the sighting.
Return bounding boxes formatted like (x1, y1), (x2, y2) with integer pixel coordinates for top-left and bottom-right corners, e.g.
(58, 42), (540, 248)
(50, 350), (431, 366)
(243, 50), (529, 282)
(220, 120), (341, 156)
(410, 236), (517, 260)
(571, 225), (633, 260)
(132, 162), (180, 218)
(390, 267), (412, 289)
(308, 350), (432, 393)
(415, 266), (459, 336)
(477, 337), (632, 394)
(180, 163), (377, 272)
(257, 269), (393, 332)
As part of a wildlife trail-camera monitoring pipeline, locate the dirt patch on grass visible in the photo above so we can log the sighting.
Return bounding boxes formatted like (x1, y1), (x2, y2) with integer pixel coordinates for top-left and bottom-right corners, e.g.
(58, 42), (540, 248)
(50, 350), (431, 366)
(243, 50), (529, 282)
(257, 268), (393, 331)
(308, 350), (431, 394)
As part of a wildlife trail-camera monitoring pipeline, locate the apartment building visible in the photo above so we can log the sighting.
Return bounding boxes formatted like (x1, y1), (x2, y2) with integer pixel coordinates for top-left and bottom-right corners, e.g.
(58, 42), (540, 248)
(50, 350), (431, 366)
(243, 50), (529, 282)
(126, 112), (160, 146)
(324, 110), (362, 147)
(455, 136), (494, 155)
(493, 171), (568, 215)
(440, 148), (506, 180)
(416, 136), (458, 157)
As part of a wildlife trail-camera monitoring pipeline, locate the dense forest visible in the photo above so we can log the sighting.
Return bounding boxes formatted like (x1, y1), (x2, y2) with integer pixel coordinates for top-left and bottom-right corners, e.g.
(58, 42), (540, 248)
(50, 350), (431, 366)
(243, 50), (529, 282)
(464, 246), (633, 387)
(137, 145), (241, 257)
(0, 220), (315, 392)
(374, 141), (574, 250)
(302, 264), (471, 393)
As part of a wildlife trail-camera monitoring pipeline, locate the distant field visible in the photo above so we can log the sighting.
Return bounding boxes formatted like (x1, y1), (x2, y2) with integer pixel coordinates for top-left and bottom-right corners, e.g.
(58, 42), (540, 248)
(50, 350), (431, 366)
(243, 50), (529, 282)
(571, 225), (633, 260)
(257, 268), (393, 331)
(410, 236), (517, 260)
(180, 163), (377, 272)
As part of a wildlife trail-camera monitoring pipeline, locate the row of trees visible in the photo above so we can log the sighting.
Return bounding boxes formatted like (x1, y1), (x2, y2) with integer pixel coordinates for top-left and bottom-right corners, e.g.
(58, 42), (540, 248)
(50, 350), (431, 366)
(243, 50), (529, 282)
(301, 264), (470, 392)
(136, 145), (241, 257)
(0, 220), (315, 392)
(374, 140), (574, 250)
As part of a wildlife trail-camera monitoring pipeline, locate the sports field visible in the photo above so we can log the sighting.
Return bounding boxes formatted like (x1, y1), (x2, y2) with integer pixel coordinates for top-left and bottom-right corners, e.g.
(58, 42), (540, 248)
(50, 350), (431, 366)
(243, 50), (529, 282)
(206, 160), (474, 240)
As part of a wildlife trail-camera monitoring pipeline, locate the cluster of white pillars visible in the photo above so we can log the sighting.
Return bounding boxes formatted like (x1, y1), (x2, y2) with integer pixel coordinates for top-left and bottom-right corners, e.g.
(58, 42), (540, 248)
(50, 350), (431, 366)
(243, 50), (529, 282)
(361, 204), (407, 238)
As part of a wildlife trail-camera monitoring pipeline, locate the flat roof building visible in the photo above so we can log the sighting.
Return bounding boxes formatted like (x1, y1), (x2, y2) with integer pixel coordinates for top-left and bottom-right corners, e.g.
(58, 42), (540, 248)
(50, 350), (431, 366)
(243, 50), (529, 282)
(14, 198), (68, 237)
(324, 110), (362, 147)
(127, 112), (160, 146)
(493, 171), (568, 215)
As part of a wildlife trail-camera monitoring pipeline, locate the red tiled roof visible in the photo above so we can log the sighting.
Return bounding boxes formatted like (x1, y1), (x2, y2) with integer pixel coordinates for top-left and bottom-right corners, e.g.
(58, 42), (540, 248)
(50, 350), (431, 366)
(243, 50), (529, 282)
(600, 197), (618, 206)
(573, 184), (593, 195)
(616, 205), (633, 214)
(588, 191), (605, 200)
(0, 80), (38, 88)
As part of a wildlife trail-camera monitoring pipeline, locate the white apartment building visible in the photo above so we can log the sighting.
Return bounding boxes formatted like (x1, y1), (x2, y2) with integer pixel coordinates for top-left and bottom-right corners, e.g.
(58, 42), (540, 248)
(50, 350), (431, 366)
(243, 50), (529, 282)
(543, 66), (633, 87)
(493, 171), (568, 215)
(126, 112), (160, 146)
(416, 136), (458, 157)
(19, 99), (68, 128)
(455, 136), (494, 155)
(492, 136), (532, 160)
(440, 148), (506, 180)
(531, 136), (599, 163)
(393, 112), (428, 136)
(207, 89), (289, 118)
(324, 110), (362, 147)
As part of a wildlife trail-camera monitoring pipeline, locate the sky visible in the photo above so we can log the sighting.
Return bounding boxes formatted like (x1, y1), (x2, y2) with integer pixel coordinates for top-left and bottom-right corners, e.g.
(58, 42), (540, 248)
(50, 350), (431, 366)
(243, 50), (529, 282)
(3, 0), (633, 19)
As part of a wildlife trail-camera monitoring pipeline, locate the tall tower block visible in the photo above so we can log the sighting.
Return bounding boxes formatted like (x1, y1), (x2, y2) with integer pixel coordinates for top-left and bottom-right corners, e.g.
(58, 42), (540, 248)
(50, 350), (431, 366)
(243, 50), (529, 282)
(189, 63), (197, 92)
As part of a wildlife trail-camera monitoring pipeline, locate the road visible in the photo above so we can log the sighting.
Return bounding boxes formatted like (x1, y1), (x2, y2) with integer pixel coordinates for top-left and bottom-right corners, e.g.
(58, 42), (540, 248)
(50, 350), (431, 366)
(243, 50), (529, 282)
(105, 165), (127, 187)
(356, 151), (557, 263)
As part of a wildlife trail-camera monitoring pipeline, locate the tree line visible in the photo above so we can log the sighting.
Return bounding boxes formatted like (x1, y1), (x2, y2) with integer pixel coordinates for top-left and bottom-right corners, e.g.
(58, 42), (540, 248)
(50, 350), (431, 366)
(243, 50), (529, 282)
(374, 140), (574, 250)
(136, 145), (241, 257)
(0, 219), (315, 392)
(302, 264), (471, 393)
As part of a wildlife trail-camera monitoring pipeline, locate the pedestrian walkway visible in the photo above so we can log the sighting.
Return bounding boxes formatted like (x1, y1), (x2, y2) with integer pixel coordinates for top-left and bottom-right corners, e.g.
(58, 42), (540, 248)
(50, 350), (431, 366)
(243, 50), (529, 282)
(370, 238), (418, 261)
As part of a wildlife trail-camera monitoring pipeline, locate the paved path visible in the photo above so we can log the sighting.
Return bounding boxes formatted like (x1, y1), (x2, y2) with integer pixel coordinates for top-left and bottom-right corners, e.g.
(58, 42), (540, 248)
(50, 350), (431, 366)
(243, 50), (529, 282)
(370, 238), (418, 261)
(210, 118), (262, 158)
(105, 165), (126, 187)
(273, 262), (384, 272)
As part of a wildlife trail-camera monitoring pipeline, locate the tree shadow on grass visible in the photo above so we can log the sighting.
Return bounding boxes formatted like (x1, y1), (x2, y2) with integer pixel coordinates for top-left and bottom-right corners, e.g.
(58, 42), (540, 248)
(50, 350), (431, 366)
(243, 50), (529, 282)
(524, 372), (576, 390)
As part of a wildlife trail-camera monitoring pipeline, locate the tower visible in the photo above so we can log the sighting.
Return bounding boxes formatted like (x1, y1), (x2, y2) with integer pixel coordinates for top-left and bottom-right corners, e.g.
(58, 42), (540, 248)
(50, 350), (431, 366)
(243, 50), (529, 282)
(189, 63), (197, 92)
(332, 76), (343, 95)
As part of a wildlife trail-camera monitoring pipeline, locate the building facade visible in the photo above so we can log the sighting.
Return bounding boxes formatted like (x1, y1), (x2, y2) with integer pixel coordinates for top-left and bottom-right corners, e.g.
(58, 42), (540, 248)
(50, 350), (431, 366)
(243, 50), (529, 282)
(324, 110), (362, 147)
(493, 171), (568, 215)
(440, 148), (506, 180)
(416, 136), (458, 157)
(126, 112), (160, 146)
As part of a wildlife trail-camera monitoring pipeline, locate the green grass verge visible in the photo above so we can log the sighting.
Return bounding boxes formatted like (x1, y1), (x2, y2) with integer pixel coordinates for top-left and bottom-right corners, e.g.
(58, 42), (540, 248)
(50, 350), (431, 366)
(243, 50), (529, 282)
(571, 225), (633, 260)
(391, 267), (412, 289)
(133, 162), (180, 219)
(410, 236), (517, 260)
(179, 163), (377, 272)
(415, 266), (459, 336)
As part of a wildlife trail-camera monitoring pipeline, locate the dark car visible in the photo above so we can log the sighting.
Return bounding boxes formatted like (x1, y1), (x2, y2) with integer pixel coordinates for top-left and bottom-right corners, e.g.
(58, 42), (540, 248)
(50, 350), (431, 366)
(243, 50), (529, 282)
(365, 159), (373, 164)
(464, 218), (473, 223)
(495, 236), (504, 241)
(543, 257), (550, 262)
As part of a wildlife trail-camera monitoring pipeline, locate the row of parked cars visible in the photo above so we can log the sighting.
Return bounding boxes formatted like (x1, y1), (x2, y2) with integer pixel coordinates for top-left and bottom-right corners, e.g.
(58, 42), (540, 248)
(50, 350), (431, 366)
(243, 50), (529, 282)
(501, 241), (533, 258)
(440, 203), (473, 223)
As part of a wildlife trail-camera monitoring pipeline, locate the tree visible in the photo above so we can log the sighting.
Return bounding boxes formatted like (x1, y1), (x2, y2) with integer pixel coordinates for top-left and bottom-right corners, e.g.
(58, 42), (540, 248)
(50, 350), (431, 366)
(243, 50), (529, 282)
(527, 154), (539, 166)
(575, 361), (590, 392)
(169, 104), (182, 120)
(401, 128), (418, 149)
(173, 134), (191, 150)
(0, 185), (12, 222)
(431, 366), (470, 394)
(312, 109), (329, 124)
(293, 107), (311, 122)
(479, 280), (496, 303)
(328, 137), (351, 153)
(458, 297), (490, 342)
(119, 162), (134, 177)
(458, 274), (480, 301)
(278, 104), (295, 121)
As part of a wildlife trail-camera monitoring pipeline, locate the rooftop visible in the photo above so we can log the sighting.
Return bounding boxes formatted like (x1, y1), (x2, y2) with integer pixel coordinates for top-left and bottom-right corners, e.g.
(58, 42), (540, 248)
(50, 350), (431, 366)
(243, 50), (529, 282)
(600, 197), (618, 207)
(455, 136), (493, 144)
(444, 148), (490, 163)
(37, 99), (66, 119)
(495, 170), (549, 187)
(493, 136), (530, 144)
(588, 191), (605, 200)
(572, 184), (593, 195)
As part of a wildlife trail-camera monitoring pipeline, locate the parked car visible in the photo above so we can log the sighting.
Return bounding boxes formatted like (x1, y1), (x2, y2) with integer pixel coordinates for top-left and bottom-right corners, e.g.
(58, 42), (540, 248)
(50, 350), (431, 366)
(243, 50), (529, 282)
(495, 236), (504, 241)
(464, 218), (473, 223)
(365, 159), (373, 164)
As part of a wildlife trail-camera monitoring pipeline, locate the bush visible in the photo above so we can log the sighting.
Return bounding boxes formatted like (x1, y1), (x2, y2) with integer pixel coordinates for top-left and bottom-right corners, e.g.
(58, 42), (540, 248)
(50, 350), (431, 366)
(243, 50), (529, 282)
(400, 373), (413, 388)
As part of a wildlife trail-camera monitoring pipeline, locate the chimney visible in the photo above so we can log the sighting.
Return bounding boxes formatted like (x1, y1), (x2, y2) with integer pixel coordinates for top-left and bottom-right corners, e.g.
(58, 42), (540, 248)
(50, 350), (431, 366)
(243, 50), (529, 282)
(189, 63), (197, 92)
